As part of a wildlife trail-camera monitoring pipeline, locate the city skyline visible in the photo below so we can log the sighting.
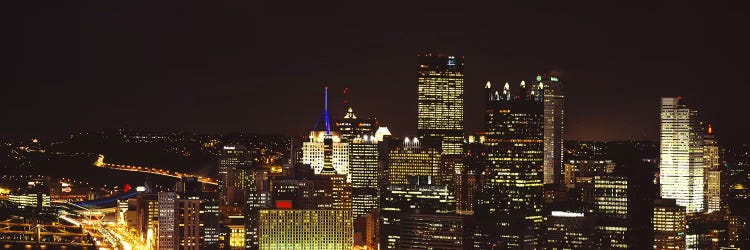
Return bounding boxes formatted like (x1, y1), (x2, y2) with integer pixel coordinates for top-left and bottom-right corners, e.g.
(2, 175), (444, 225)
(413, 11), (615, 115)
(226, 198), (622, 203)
(8, 1), (750, 143)
(5, 1), (750, 249)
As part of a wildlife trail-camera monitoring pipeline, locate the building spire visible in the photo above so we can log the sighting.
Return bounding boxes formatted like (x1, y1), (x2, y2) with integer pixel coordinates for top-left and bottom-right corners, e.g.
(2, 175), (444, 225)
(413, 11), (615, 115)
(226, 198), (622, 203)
(344, 107), (357, 119)
(519, 81), (528, 99)
(324, 85), (331, 135)
(503, 82), (511, 100)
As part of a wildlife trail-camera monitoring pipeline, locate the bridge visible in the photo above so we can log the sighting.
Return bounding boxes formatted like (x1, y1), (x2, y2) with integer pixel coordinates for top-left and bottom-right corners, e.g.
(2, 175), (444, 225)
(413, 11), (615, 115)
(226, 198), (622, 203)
(94, 154), (217, 185)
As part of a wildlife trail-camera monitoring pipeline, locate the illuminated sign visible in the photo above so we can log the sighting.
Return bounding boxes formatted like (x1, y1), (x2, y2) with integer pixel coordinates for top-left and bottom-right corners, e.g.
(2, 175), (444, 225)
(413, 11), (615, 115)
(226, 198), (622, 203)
(270, 166), (283, 174)
(136, 186), (146, 192)
(276, 200), (292, 209)
(551, 211), (584, 217)
(223, 146), (236, 150)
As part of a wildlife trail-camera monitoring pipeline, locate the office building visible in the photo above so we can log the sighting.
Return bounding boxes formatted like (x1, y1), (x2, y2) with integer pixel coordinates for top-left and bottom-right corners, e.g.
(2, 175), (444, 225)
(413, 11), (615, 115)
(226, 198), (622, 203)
(336, 105), (377, 142)
(258, 209), (353, 250)
(660, 97), (704, 213)
(219, 145), (252, 205)
(302, 86), (351, 179)
(8, 180), (50, 210)
(200, 192), (221, 249)
(592, 174), (654, 249)
(350, 134), (380, 220)
(158, 192), (178, 250)
(220, 215), (247, 250)
(538, 74), (565, 186)
(135, 193), (159, 248)
(385, 136), (443, 185)
(545, 209), (594, 249)
(270, 167), (345, 210)
(563, 160), (615, 188)
(653, 199), (686, 250)
(176, 197), (202, 249)
(704, 125), (721, 213)
(302, 131), (349, 179)
(417, 53), (465, 155)
(157, 178), (219, 250)
(245, 167), (272, 249)
(453, 155), (478, 215)
(380, 179), (457, 249)
(475, 81), (544, 248)
(398, 213), (473, 250)
(726, 215), (748, 248)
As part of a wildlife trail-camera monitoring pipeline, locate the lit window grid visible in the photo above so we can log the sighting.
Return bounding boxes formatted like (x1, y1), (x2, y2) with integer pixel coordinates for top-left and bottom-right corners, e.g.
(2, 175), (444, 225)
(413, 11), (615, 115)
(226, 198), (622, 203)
(387, 147), (442, 185)
(542, 81), (565, 185)
(660, 97), (704, 213)
(258, 209), (353, 250)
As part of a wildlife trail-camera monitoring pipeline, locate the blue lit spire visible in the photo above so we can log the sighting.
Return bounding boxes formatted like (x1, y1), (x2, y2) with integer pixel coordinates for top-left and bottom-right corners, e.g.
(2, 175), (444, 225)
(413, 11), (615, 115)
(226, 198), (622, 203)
(324, 85), (331, 135)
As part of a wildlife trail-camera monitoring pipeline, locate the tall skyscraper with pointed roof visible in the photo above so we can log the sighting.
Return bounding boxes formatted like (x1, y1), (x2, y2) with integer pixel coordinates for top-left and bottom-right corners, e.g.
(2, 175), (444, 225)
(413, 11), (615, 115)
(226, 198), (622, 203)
(302, 87), (350, 180)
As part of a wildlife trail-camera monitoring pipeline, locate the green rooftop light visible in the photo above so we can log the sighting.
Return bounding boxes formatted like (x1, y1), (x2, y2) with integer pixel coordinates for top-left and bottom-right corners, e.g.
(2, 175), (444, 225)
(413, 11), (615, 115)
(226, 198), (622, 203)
(550, 76), (559, 82)
(536, 76), (542, 81)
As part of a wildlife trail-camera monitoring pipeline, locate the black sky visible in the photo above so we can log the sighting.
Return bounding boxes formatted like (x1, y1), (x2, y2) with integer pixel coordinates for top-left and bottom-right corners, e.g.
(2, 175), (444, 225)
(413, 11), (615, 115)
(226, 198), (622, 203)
(7, 0), (750, 143)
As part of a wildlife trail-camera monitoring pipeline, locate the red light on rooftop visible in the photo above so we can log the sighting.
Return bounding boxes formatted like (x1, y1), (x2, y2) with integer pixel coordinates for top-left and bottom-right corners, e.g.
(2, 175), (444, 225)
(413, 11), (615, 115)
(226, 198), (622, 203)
(123, 184), (132, 193)
(276, 200), (292, 209)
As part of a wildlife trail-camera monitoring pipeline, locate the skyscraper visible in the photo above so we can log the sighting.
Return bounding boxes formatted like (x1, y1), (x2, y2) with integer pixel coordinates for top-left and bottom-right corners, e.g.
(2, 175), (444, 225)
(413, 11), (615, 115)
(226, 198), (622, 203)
(302, 87), (350, 180)
(417, 53), (464, 155)
(703, 124), (721, 213)
(653, 199), (686, 249)
(660, 97), (704, 213)
(218, 145), (252, 205)
(349, 134), (380, 220)
(158, 191), (178, 250)
(302, 131), (349, 178)
(538, 74), (565, 186)
(335, 100), (381, 220)
(475, 81), (544, 248)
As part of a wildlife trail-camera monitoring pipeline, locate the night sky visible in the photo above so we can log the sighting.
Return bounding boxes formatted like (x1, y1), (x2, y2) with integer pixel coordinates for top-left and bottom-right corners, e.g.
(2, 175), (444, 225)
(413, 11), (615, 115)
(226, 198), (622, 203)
(8, 1), (750, 143)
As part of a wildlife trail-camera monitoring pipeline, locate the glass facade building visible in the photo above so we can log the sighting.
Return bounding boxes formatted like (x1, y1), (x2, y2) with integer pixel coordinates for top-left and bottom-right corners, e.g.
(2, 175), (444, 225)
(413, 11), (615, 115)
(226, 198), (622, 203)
(660, 97), (704, 213)
(538, 74), (565, 186)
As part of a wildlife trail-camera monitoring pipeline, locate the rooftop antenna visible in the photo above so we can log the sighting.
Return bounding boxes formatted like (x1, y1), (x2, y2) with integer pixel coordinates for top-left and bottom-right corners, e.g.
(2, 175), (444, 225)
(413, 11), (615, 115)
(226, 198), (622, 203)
(343, 87), (350, 108)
